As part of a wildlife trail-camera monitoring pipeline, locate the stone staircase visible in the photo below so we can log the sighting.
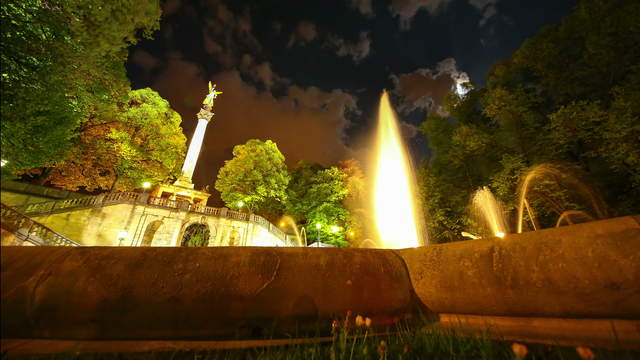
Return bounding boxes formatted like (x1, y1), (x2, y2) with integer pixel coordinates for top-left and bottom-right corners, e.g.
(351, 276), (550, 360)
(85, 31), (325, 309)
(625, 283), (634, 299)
(0, 203), (80, 246)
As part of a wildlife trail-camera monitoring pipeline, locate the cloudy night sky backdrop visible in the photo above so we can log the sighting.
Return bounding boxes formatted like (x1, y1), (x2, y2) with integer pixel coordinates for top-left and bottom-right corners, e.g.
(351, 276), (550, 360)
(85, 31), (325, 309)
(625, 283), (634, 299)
(127, 0), (578, 201)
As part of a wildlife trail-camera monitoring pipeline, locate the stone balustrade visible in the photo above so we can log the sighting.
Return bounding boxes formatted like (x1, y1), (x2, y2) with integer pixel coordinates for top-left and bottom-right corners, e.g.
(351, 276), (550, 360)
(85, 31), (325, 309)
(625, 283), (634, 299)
(11, 191), (290, 244)
(0, 203), (80, 246)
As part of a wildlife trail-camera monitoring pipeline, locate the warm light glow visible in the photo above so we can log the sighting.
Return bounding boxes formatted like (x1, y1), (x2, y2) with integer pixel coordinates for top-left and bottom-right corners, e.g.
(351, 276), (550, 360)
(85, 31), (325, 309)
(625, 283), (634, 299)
(471, 186), (508, 238)
(0, 159), (6, 167)
(331, 225), (339, 233)
(181, 118), (209, 182)
(142, 181), (151, 189)
(237, 201), (244, 208)
(461, 232), (480, 240)
(279, 221), (285, 227)
(372, 91), (423, 248)
(315, 223), (322, 229)
(117, 231), (128, 239)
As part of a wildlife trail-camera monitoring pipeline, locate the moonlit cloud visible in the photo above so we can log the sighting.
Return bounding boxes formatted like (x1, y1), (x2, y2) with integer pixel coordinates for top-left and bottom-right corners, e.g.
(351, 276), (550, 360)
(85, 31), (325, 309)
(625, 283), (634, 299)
(391, 58), (470, 114)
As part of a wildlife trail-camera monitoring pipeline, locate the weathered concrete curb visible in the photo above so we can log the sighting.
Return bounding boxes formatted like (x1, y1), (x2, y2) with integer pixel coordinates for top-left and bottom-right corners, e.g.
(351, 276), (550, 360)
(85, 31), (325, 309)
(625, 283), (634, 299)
(1, 247), (424, 339)
(1, 216), (639, 348)
(397, 216), (640, 319)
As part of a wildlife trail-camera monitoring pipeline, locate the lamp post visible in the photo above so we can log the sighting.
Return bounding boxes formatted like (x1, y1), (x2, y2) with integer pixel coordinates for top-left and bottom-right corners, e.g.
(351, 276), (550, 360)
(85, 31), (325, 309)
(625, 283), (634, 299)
(142, 182), (151, 193)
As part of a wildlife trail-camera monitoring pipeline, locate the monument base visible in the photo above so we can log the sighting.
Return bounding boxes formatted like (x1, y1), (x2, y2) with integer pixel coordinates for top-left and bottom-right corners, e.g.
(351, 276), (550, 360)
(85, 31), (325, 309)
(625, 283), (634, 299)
(151, 180), (210, 205)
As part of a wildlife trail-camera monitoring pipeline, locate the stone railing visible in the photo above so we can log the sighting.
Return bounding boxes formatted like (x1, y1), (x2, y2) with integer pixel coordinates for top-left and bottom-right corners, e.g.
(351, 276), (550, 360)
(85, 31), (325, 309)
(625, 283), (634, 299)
(13, 191), (291, 244)
(0, 180), (85, 200)
(0, 203), (80, 246)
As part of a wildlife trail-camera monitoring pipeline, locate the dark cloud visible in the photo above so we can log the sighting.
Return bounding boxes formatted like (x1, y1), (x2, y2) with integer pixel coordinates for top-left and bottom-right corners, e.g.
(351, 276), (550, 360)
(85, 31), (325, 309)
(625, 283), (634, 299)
(346, 0), (374, 17)
(325, 32), (373, 63)
(469, 0), (498, 27)
(389, 0), (499, 29)
(143, 53), (358, 197)
(287, 21), (318, 47)
(389, 0), (451, 29)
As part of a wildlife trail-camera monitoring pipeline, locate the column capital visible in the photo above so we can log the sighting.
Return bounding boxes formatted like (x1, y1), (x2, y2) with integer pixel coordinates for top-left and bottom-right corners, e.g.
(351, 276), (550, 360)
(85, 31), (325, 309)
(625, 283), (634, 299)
(197, 106), (215, 122)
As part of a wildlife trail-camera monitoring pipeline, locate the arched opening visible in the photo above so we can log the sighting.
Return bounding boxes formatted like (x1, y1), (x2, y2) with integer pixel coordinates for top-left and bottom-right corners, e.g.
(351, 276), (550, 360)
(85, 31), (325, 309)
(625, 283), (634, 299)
(141, 221), (163, 246)
(227, 228), (242, 246)
(181, 223), (210, 247)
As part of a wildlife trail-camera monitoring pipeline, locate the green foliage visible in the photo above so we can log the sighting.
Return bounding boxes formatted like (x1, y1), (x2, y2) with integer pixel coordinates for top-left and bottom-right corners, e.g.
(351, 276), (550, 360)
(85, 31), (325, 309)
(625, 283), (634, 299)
(0, 0), (160, 173)
(285, 161), (350, 247)
(418, 0), (640, 242)
(215, 139), (291, 216)
(48, 88), (186, 191)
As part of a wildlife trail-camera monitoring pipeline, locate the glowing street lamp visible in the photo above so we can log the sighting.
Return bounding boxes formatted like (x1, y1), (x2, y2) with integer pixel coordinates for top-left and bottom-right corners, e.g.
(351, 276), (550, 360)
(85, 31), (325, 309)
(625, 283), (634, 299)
(237, 201), (244, 212)
(496, 232), (505, 238)
(331, 225), (340, 233)
(0, 159), (6, 167)
(117, 231), (128, 245)
(142, 182), (151, 193)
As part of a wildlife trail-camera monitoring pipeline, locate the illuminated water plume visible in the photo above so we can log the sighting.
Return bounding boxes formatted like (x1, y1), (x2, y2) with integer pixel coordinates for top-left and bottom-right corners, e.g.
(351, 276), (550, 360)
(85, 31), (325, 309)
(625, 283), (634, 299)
(278, 215), (307, 246)
(470, 187), (508, 238)
(372, 91), (424, 248)
(517, 163), (607, 233)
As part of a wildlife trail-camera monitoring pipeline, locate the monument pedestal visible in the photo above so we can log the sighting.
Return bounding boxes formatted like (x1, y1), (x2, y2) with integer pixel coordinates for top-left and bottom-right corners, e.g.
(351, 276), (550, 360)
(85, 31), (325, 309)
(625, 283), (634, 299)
(151, 180), (210, 205)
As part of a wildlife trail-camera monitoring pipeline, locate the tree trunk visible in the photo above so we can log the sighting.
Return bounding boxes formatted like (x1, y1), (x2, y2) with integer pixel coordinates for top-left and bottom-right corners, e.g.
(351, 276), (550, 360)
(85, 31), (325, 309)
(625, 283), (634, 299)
(110, 173), (122, 193)
(35, 167), (52, 186)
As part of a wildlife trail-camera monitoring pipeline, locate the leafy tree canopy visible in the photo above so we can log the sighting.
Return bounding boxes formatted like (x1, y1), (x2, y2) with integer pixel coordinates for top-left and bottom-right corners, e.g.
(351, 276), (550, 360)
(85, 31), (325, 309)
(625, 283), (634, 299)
(1, 0), (161, 172)
(215, 139), (290, 216)
(285, 161), (350, 246)
(47, 88), (186, 192)
(418, 0), (640, 243)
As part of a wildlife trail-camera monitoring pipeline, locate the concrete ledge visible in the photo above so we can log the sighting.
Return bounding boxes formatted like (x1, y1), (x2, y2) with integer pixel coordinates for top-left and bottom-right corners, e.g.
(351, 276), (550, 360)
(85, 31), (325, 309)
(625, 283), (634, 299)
(398, 216), (640, 318)
(1, 247), (424, 340)
(438, 314), (640, 350)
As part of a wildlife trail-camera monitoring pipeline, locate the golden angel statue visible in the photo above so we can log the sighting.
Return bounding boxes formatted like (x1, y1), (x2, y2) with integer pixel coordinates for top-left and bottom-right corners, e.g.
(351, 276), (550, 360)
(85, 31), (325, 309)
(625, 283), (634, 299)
(203, 81), (223, 106)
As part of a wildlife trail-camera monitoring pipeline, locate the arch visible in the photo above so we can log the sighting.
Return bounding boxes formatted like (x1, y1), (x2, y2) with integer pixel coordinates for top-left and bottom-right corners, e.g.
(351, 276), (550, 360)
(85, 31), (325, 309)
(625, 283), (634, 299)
(141, 220), (163, 246)
(227, 227), (242, 246)
(181, 223), (211, 247)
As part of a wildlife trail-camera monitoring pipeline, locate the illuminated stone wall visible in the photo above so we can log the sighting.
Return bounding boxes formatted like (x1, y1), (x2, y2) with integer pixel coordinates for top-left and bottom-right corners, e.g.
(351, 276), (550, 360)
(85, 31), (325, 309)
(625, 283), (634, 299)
(29, 202), (289, 247)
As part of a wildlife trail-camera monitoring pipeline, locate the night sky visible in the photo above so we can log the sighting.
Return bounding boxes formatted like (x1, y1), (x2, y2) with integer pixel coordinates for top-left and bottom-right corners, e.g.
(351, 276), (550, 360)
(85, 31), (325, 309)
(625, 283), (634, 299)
(127, 0), (578, 204)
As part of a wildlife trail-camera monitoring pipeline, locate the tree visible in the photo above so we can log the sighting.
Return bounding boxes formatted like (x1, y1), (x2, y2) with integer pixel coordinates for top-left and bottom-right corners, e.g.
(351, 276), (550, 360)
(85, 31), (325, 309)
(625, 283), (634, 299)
(1, 0), (161, 173)
(417, 0), (640, 243)
(285, 161), (350, 246)
(215, 139), (290, 217)
(47, 88), (186, 191)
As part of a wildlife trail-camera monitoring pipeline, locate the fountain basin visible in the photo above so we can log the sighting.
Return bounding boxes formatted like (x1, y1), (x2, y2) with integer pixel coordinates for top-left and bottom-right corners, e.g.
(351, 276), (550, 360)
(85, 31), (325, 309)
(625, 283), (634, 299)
(1, 216), (639, 347)
(1, 247), (423, 340)
(398, 215), (640, 319)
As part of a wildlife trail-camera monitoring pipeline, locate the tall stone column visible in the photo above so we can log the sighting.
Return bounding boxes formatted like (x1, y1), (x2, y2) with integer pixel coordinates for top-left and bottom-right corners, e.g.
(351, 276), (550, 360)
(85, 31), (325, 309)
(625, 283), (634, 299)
(174, 106), (214, 188)
(151, 83), (221, 204)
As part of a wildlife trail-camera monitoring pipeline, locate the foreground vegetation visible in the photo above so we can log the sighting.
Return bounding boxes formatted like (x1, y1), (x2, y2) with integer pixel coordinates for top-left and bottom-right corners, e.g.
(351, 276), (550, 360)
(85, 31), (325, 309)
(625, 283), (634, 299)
(17, 320), (638, 359)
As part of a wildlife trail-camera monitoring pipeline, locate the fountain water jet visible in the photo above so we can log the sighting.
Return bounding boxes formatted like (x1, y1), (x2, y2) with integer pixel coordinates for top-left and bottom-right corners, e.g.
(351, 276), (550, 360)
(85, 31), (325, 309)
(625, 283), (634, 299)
(278, 215), (307, 247)
(516, 163), (607, 233)
(371, 91), (425, 248)
(556, 210), (594, 228)
(470, 186), (508, 238)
